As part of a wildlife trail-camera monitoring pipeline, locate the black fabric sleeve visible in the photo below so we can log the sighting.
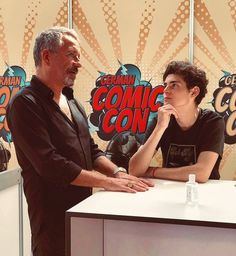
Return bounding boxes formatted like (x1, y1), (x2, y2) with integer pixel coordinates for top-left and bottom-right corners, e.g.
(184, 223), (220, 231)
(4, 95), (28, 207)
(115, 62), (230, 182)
(7, 95), (82, 186)
(199, 116), (225, 157)
(89, 136), (105, 162)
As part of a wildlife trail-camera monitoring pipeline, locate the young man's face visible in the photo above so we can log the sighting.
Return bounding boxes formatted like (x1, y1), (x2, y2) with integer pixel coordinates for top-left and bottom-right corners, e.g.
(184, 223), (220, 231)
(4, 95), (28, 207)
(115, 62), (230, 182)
(163, 74), (195, 108)
(50, 35), (82, 88)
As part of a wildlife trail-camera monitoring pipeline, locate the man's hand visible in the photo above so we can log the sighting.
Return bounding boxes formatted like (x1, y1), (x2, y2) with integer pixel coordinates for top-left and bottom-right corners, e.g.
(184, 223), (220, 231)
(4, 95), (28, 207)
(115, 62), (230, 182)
(103, 176), (153, 193)
(114, 171), (154, 189)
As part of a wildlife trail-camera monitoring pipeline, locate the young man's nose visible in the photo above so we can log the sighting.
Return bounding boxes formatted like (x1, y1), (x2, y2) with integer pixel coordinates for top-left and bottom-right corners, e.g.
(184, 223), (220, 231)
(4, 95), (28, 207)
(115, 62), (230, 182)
(164, 85), (171, 93)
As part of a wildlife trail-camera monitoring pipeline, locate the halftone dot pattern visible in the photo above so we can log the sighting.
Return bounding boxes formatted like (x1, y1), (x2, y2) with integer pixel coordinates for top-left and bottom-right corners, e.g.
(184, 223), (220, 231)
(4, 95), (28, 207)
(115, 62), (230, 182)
(228, 0), (236, 31)
(194, 57), (218, 80)
(193, 57), (219, 126)
(21, 1), (40, 67)
(135, 0), (156, 66)
(195, 0), (235, 70)
(159, 36), (189, 77)
(79, 66), (95, 80)
(100, 0), (122, 61)
(220, 144), (234, 172)
(137, 64), (158, 86)
(53, 0), (68, 27)
(0, 8), (9, 63)
(194, 34), (222, 70)
(109, 60), (125, 74)
(148, 0), (189, 72)
(54, 1), (100, 75)
(73, 0), (112, 72)
(80, 47), (100, 71)
(152, 152), (163, 168)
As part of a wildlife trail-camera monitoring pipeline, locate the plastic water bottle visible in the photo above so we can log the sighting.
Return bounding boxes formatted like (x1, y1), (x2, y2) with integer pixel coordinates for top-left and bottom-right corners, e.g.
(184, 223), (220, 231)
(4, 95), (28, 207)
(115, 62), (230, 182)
(186, 174), (198, 205)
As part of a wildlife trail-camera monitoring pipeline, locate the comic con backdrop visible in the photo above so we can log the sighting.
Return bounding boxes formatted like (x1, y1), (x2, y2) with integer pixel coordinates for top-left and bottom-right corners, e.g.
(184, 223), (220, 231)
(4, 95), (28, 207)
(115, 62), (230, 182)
(0, 0), (235, 179)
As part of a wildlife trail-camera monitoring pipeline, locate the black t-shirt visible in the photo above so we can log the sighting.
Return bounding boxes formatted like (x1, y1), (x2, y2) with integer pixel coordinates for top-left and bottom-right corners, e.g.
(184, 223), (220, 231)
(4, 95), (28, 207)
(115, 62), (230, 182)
(147, 109), (225, 179)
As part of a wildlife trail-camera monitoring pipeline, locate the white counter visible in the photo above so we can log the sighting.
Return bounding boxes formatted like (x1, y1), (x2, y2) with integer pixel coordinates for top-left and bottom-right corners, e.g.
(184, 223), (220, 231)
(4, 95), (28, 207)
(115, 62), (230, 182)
(66, 179), (236, 256)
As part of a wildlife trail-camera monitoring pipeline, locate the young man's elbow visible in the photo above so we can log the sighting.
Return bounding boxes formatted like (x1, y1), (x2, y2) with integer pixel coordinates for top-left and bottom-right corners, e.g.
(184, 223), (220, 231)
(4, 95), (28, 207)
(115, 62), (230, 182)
(197, 172), (211, 183)
(128, 164), (141, 177)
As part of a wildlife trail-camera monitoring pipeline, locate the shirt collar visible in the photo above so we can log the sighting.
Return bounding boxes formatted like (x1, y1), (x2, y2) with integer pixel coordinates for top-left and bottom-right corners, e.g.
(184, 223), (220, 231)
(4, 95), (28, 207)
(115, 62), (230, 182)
(62, 87), (74, 100)
(31, 75), (75, 100)
(31, 75), (54, 100)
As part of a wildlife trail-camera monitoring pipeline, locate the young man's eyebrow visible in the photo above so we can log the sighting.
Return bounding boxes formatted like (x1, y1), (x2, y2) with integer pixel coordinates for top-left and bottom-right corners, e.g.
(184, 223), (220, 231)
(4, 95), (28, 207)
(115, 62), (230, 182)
(169, 80), (180, 83)
(163, 80), (181, 85)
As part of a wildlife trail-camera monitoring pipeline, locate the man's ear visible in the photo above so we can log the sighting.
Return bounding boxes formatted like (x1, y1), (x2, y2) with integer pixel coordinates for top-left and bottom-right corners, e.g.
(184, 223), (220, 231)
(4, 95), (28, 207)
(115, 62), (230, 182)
(41, 49), (51, 66)
(191, 86), (200, 97)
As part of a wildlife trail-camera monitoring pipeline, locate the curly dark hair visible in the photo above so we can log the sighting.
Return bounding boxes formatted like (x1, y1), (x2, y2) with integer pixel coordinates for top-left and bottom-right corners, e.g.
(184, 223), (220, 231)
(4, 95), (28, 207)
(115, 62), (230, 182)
(163, 61), (208, 105)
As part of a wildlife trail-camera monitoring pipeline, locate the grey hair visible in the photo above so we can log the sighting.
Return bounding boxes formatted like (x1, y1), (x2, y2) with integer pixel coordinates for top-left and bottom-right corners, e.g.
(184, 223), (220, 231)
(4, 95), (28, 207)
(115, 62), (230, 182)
(33, 26), (79, 66)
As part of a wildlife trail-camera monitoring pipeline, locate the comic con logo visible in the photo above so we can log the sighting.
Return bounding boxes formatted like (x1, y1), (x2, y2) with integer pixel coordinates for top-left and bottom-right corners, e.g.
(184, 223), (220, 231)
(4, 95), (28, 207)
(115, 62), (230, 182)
(0, 65), (30, 143)
(212, 72), (236, 144)
(89, 63), (164, 141)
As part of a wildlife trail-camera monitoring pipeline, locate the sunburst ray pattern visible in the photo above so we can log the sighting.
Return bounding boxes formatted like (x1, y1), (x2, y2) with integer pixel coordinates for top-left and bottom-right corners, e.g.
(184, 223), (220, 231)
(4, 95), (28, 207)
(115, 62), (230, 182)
(159, 36), (189, 77)
(135, 0), (157, 66)
(194, 34), (222, 71)
(0, 8), (9, 63)
(194, 57), (219, 80)
(100, 0), (122, 61)
(21, 0), (40, 67)
(148, 0), (189, 73)
(228, 0), (236, 31)
(195, 0), (235, 70)
(73, 0), (112, 72)
(53, 0), (68, 27)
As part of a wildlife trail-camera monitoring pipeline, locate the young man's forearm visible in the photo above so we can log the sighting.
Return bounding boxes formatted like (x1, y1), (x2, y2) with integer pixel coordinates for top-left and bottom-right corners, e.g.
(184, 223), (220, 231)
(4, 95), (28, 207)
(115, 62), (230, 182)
(129, 126), (165, 176)
(149, 152), (218, 183)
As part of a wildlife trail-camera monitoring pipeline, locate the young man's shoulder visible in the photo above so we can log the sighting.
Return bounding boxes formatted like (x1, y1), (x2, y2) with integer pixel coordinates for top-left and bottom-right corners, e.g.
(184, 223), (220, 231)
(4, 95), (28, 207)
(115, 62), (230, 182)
(200, 108), (224, 125)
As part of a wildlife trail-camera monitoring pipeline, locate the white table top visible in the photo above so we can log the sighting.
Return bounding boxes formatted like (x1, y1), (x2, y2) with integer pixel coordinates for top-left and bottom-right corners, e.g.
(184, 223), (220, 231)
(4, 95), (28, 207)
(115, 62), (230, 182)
(67, 179), (236, 228)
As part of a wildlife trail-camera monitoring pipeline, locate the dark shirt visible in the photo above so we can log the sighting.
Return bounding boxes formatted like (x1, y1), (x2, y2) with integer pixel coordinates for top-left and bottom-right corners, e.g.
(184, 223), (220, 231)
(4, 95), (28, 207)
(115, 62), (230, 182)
(6, 75), (104, 253)
(146, 109), (225, 179)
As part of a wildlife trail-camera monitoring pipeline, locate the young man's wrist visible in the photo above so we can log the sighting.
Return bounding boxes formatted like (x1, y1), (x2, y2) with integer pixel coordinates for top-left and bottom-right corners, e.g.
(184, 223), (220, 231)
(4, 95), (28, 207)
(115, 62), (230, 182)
(147, 167), (156, 178)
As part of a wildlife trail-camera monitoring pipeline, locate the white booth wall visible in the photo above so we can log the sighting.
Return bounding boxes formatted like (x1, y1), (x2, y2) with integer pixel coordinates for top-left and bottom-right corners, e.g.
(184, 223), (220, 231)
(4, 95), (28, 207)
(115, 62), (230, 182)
(0, 169), (31, 256)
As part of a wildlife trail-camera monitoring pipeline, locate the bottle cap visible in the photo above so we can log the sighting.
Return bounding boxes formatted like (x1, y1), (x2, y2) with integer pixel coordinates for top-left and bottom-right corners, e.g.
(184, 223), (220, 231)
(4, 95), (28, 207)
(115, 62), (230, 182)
(189, 174), (196, 182)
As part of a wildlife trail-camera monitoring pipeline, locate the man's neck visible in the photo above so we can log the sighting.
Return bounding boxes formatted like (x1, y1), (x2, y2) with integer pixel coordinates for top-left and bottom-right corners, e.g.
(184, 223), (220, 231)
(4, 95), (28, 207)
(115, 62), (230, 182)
(175, 105), (200, 130)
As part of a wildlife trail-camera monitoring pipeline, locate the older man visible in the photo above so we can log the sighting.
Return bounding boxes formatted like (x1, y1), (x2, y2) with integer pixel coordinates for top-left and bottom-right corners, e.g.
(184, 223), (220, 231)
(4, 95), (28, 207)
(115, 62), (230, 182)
(7, 27), (152, 256)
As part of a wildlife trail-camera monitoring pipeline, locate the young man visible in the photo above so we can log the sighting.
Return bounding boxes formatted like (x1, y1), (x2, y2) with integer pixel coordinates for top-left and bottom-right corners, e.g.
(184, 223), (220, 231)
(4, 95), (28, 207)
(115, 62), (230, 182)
(6, 27), (153, 256)
(129, 61), (225, 183)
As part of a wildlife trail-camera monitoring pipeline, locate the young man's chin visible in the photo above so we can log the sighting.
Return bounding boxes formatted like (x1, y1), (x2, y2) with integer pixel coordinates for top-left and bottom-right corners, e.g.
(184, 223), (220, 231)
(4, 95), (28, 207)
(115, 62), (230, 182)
(164, 99), (171, 105)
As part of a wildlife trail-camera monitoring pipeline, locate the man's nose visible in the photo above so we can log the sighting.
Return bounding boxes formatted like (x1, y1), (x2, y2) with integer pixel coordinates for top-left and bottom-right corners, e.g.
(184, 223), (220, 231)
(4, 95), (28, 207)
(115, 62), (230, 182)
(75, 62), (82, 68)
(73, 59), (82, 68)
(72, 55), (82, 67)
